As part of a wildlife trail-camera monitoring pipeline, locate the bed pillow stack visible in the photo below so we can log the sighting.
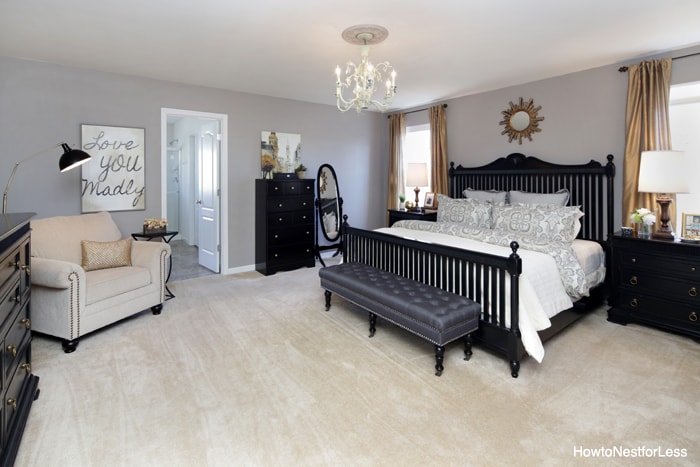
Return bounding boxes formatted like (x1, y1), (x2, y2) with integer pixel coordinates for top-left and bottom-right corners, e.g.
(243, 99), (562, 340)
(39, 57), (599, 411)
(438, 188), (583, 243)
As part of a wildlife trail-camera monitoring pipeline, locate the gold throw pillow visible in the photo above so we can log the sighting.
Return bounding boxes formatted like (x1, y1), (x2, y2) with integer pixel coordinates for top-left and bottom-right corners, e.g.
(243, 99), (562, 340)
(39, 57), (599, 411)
(81, 238), (133, 271)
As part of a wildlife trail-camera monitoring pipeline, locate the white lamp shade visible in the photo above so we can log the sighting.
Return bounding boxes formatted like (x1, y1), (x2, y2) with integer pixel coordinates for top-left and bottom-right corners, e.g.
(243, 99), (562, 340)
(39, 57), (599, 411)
(406, 162), (428, 187)
(638, 150), (689, 194)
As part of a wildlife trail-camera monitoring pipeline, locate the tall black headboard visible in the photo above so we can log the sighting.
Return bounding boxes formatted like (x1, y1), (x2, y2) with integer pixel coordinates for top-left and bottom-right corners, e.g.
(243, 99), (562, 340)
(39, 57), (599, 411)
(448, 153), (615, 244)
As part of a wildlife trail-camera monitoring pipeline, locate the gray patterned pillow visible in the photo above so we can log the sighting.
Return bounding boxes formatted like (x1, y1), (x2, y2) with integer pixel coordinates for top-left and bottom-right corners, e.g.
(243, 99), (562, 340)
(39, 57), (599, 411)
(436, 194), (492, 228)
(492, 203), (583, 243)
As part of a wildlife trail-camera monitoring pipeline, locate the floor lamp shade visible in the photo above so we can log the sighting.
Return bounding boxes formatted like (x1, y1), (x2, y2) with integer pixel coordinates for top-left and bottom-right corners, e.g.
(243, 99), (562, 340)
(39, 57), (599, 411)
(59, 144), (92, 172)
(3, 143), (92, 214)
(406, 162), (428, 206)
(638, 150), (689, 240)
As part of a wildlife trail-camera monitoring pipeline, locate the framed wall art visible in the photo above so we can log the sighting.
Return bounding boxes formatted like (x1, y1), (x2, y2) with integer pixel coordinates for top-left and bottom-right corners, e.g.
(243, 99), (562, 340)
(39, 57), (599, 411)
(261, 130), (302, 179)
(81, 124), (146, 212)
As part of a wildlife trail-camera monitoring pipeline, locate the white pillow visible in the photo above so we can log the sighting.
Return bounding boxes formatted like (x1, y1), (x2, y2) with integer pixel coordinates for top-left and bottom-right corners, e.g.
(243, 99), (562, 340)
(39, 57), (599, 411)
(492, 203), (583, 243)
(436, 194), (492, 229)
(463, 188), (507, 204)
(508, 188), (570, 206)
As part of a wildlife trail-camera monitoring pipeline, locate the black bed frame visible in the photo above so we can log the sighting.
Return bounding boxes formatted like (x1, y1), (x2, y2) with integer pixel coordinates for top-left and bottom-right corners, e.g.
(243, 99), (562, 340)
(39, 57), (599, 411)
(341, 153), (615, 377)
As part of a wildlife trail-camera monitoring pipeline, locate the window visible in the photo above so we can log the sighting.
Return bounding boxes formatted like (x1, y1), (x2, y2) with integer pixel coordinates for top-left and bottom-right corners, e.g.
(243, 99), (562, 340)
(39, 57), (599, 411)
(403, 123), (431, 205)
(670, 81), (700, 233)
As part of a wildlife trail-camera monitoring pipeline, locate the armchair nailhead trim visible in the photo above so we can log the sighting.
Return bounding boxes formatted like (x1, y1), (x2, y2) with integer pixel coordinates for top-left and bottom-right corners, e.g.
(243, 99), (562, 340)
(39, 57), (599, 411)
(67, 271), (80, 339)
(160, 249), (168, 301)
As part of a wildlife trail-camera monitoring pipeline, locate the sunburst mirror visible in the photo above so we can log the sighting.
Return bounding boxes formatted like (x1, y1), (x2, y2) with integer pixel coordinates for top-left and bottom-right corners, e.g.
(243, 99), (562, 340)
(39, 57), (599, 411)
(499, 97), (544, 144)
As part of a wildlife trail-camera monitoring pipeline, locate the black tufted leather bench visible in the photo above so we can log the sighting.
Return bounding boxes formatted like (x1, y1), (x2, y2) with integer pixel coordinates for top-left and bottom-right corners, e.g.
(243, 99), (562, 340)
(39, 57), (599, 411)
(319, 262), (480, 376)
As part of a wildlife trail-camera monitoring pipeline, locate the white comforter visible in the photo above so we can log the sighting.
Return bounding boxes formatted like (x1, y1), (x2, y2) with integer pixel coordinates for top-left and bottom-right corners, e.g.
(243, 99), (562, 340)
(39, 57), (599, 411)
(374, 226), (578, 363)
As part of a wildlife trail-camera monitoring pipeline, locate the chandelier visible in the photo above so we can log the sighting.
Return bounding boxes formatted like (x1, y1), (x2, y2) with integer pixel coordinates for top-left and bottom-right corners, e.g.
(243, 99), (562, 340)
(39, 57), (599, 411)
(335, 25), (397, 113)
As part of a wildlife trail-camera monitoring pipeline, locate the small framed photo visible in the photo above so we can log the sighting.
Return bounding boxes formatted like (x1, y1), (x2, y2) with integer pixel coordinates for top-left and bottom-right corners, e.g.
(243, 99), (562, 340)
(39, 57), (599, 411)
(682, 213), (700, 239)
(424, 192), (436, 209)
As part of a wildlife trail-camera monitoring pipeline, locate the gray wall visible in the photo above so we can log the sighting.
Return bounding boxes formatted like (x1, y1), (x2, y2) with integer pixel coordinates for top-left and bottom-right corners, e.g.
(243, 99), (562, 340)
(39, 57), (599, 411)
(2, 44), (700, 269)
(442, 44), (700, 229)
(0, 56), (388, 271)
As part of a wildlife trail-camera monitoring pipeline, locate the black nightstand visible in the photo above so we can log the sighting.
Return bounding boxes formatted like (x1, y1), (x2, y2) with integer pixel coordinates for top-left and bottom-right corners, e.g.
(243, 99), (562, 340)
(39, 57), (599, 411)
(388, 209), (437, 226)
(608, 232), (700, 339)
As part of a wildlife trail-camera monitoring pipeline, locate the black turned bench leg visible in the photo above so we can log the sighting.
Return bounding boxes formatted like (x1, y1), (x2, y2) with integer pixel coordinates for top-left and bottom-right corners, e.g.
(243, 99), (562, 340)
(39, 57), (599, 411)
(324, 290), (332, 311)
(368, 313), (377, 337)
(434, 345), (445, 377)
(510, 359), (520, 378)
(463, 334), (473, 361)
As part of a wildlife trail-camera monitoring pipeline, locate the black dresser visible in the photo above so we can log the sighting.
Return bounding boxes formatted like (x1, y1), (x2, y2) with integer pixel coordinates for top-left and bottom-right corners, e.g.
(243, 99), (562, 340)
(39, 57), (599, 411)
(255, 179), (315, 275)
(608, 233), (700, 339)
(0, 213), (40, 465)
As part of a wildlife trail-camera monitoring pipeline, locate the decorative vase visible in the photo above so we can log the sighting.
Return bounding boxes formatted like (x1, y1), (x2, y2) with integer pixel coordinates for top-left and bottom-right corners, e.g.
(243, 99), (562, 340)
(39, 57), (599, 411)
(295, 171), (305, 179)
(637, 223), (651, 239)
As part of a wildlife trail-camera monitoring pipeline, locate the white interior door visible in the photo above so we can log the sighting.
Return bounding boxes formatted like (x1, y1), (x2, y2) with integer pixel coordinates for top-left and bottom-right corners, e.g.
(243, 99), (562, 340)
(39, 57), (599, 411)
(197, 120), (220, 272)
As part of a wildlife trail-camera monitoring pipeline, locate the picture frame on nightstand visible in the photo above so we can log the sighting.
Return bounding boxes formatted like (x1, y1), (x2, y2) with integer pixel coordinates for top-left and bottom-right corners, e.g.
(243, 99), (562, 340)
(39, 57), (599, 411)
(681, 212), (700, 239)
(424, 192), (436, 209)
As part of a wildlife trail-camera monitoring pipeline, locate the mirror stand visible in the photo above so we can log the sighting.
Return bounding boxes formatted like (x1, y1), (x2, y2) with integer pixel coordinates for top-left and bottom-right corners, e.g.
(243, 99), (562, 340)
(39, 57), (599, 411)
(315, 164), (343, 267)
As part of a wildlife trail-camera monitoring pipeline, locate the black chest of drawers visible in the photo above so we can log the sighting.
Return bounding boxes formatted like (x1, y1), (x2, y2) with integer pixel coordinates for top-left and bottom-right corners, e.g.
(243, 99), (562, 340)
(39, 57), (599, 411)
(0, 213), (39, 465)
(255, 179), (315, 275)
(608, 233), (700, 339)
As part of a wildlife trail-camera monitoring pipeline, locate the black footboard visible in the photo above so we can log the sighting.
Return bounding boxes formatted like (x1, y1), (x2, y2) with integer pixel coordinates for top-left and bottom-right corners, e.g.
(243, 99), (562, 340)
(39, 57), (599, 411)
(342, 224), (525, 377)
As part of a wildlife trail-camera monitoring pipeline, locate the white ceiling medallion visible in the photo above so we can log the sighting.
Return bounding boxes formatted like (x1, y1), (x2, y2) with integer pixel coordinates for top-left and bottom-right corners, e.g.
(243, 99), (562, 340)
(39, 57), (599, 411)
(335, 25), (397, 113)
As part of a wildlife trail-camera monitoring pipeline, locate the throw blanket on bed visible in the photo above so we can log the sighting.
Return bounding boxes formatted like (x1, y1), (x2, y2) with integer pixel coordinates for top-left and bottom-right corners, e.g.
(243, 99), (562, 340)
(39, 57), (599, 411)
(374, 225), (580, 363)
(392, 219), (590, 300)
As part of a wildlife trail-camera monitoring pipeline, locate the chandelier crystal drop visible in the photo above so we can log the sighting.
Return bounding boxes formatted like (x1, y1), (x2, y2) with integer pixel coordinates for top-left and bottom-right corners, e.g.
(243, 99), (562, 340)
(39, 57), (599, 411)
(335, 25), (397, 113)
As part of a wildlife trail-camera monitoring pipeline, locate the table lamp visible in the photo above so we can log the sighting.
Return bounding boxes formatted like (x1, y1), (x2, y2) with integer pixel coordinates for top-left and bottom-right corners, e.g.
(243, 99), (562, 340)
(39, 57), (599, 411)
(637, 150), (689, 240)
(3, 143), (92, 214)
(406, 162), (428, 209)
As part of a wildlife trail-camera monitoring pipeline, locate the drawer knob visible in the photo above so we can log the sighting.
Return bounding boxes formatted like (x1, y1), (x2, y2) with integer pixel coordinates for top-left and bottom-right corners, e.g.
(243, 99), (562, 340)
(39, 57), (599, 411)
(631, 257), (637, 263)
(22, 265), (30, 276)
(629, 276), (638, 286)
(9, 294), (20, 303)
(6, 345), (17, 357)
(21, 363), (30, 374)
(6, 398), (17, 412)
(630, 298), (638, 308)
(20, 318), (30, 329)
(274, 186), (279, 191)
(278, 203), (283, 208)
(689, 287), (697, 297)
(291, 186), (295, 190)
(690, 312), (698, 322)
(278, 218), (283, 222)
(692, 267), (697, 272)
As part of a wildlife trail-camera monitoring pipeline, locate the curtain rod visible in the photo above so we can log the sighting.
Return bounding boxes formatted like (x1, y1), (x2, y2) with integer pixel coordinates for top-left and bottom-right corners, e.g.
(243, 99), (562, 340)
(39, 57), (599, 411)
(618, 52), (700, 72)
(387, 103), (447, 118)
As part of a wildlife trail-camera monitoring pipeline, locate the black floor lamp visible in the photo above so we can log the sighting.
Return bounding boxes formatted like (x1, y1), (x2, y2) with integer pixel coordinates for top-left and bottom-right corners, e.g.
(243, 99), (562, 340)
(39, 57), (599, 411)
(3, 143), (92, 214)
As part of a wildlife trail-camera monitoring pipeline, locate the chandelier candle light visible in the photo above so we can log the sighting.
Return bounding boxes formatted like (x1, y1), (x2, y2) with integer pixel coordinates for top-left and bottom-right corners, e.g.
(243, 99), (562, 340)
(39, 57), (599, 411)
(335, 25), (397, 113)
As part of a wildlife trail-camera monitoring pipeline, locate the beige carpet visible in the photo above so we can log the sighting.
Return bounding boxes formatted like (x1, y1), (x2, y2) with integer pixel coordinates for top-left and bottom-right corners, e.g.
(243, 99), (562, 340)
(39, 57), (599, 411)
(17, 260), (699, 466)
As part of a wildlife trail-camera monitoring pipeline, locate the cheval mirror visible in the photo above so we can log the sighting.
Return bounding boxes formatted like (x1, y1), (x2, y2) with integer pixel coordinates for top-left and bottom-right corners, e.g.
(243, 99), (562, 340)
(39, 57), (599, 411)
(315, 164), (343, 266)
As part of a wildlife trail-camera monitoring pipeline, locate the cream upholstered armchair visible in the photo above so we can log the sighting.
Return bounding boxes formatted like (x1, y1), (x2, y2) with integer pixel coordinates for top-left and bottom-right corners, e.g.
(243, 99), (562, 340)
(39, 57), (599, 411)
(30, 212), (170, 352)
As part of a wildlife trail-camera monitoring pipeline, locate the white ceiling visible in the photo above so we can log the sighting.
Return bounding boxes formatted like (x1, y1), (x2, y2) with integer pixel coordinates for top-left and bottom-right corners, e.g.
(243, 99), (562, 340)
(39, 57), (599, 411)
(2, 1), (700, 111)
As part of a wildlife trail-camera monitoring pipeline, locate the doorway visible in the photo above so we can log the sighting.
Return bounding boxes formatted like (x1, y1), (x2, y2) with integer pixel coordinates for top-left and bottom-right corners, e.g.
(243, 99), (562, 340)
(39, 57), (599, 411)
(161, 108), (229, 280)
